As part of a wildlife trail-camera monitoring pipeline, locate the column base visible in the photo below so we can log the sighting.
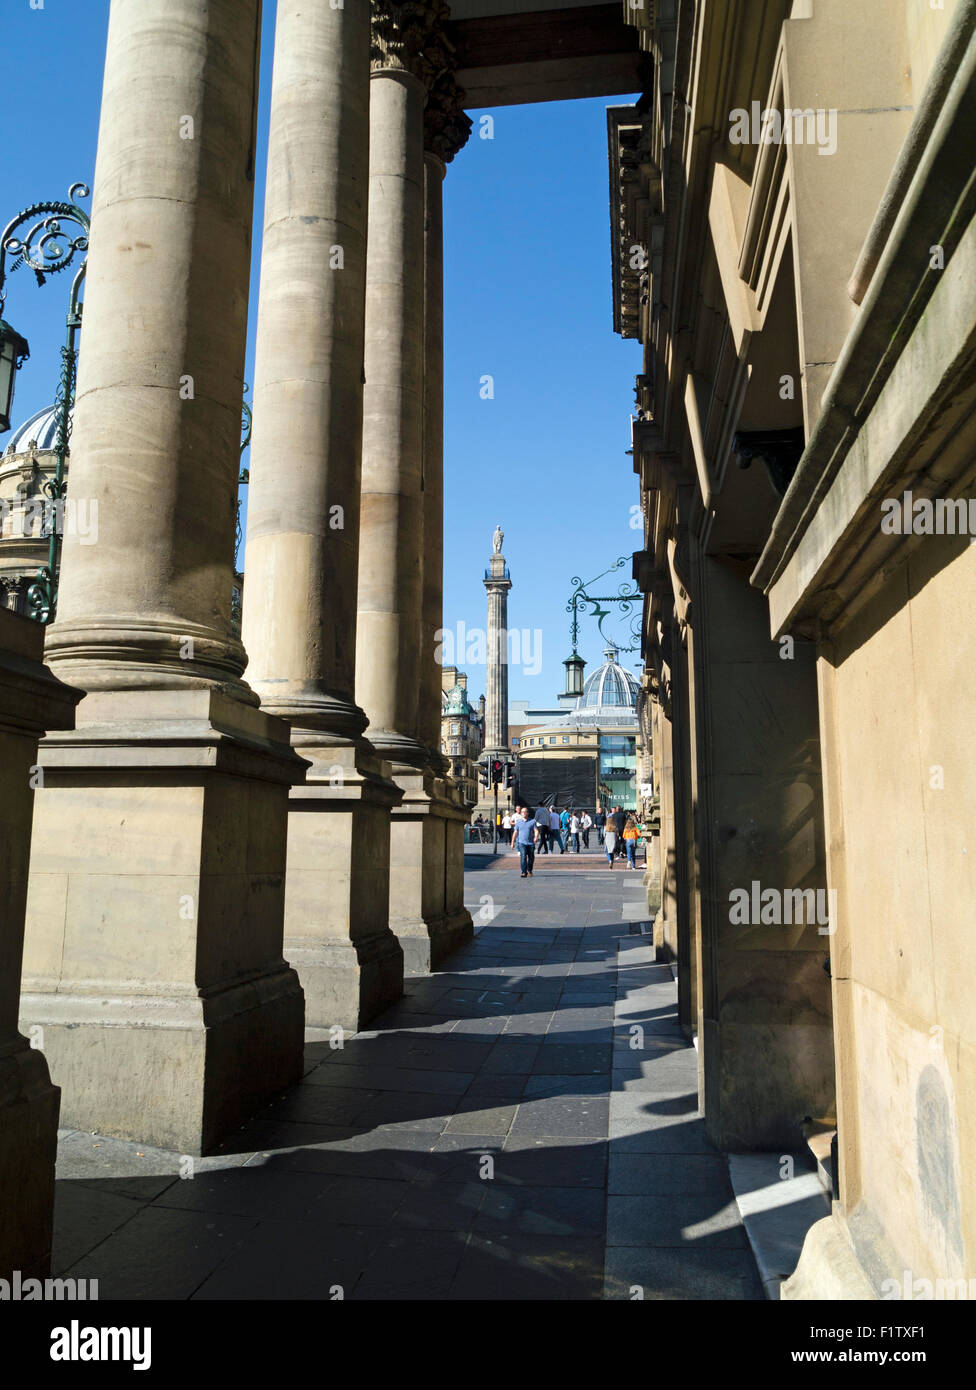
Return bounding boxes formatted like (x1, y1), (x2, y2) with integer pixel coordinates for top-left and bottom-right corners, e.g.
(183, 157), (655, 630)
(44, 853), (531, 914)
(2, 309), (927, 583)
(285, 737), (404, 1032)
(20, 970), (303, 1156)
(0, 1043), (60, 1279)
(780, 1210), (879, 1301)
(389, 769), (473, 974)
(21, 687), (308, 1155)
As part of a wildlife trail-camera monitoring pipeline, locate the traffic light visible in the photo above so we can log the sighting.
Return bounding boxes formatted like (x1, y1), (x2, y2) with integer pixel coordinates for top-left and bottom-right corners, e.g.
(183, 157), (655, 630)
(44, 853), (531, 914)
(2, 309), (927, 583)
(479, 762), (490, 789)
(504, 761), (515, 790)
(491, 758), (504, 785)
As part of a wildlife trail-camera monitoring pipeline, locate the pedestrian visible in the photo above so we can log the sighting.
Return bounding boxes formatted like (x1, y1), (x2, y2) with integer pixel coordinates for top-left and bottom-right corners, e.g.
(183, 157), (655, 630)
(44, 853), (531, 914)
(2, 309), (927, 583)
(535, 803), (550, 854)
(594, 806), (606, 845)
(511, 805), (539, 878)
(581, 810), (592, 848)
(623, 814), (640, 869)
(569, 810), (581, 854)
(549, 806), (565, 853)
(610, 804), (627, 859)
(560, 806), (570, 843)
(604, 820), (617, 869)
(502, 810), (512, 841)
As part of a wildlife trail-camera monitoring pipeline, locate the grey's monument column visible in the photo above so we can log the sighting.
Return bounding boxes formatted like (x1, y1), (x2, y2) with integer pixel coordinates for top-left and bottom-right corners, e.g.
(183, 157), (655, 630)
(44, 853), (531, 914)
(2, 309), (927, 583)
(240, 0), (404, 1032)
(20, 0), (307, 1154)
(484, 526), (512, 758)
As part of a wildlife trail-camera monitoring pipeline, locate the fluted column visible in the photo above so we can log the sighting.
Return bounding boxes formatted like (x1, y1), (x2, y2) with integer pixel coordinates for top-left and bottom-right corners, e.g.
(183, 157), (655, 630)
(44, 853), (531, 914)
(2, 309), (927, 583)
(240, 0), (403, 1029)
(21, 0), (307, 1153)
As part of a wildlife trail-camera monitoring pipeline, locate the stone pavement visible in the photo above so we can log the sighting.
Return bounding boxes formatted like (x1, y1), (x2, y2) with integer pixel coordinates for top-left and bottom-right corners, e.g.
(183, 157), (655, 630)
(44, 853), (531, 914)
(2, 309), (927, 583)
(49, 846), (762, 1300)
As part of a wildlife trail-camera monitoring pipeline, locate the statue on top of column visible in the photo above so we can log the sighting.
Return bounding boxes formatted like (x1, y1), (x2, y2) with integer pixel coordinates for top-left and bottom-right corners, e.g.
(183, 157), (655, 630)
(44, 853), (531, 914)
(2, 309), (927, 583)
(492, 524), (503, 554)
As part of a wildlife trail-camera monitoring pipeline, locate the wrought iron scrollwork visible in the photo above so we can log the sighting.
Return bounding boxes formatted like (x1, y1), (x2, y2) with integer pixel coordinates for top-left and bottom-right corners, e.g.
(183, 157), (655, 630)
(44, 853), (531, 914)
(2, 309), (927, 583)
(1, 184), (91, 626)
(566, 556), (643, 654)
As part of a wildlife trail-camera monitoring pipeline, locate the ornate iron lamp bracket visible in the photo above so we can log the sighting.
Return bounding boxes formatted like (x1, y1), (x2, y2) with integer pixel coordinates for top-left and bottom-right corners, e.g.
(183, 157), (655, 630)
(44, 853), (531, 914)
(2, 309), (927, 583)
(566, 556), (643, 654)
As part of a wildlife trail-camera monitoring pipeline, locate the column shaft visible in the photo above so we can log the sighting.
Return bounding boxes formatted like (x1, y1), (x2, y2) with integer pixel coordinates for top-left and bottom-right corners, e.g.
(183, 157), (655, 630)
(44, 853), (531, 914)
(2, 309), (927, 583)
(241, 0), (403, 1030)
(46, 0), (261, 697)
(242, 0), (369, 738)
(420, 153), (447, 766)
(356, 66), (428, 767)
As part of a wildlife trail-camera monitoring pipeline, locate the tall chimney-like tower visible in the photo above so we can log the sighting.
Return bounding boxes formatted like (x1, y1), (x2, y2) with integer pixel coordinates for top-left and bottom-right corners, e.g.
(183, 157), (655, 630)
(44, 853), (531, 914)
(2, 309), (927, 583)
(483, 525), (511, 757)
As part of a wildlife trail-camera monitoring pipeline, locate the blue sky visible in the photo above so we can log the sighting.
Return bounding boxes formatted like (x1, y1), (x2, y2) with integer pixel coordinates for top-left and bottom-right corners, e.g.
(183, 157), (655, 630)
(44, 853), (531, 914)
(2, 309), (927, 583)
(1, 0), (642, 704)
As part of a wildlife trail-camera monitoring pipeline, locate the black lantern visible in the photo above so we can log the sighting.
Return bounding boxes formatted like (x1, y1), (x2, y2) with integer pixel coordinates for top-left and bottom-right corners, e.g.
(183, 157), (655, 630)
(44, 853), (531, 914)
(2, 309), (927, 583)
(0, 318), (30, 434)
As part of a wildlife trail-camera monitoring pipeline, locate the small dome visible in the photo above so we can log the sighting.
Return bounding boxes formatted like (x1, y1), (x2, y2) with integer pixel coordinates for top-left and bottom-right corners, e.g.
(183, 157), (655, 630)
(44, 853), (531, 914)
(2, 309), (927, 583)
(578, 644), (638, 709)
(3, 403), (68, 456)
(443, 683), (472, 717)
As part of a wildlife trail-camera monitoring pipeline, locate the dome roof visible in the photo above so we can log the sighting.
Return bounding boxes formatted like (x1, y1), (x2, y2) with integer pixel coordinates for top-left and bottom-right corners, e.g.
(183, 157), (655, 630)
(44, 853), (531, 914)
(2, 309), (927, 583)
(443, 683), (472, 717)
(578, 645), (638, 709)
(3, 404), (68, 456)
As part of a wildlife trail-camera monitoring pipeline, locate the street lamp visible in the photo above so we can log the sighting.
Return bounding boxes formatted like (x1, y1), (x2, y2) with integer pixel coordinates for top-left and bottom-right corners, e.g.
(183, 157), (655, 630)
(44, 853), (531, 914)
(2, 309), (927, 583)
(0, 317), (30, 433)
(0, 182), (90, 622)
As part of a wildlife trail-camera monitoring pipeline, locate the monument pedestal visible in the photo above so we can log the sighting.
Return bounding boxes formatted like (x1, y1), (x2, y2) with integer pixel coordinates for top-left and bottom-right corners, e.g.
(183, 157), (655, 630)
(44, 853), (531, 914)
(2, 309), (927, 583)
(21, 688), (307, 1155)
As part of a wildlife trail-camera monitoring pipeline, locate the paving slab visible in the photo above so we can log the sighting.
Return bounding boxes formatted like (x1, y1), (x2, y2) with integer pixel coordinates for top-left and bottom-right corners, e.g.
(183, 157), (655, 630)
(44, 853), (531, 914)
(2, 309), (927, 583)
(48, 864), (759, 1300)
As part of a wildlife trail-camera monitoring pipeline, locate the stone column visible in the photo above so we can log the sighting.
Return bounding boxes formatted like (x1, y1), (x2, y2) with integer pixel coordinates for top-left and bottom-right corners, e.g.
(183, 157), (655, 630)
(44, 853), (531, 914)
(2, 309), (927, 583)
(421, 72), (475, 963)
(0, 610), (80, 1279)
(21, 0), (307, 1154)
(357, 1), (471, 973)
(483, 543), (512, 758)
(240, 0), (403, 1031)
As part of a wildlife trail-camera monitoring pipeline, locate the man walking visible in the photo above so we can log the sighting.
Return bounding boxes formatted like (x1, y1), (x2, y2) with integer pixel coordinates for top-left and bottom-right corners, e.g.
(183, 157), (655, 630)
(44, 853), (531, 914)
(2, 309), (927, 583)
(594, 806), (606, 845)
(549, 806), (565, 853)
(535, 803), (551, 854)
(610, 804), (627, 861)
(581, 810), (592, 849)
(511, 806), (539, 878)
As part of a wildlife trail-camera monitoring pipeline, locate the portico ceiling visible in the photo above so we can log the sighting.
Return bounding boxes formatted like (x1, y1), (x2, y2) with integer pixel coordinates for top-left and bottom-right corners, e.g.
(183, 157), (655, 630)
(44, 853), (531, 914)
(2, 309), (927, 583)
(446, 2), (643, 106)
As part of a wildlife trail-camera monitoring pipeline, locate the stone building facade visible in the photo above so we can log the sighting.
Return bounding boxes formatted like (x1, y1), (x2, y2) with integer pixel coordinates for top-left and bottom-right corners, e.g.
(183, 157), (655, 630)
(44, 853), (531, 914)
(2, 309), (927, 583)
(615, 0), (976, 1298)
(440, 665), (484, 806)
(516, 645), (641, 811)
(0, 405), (70, 617)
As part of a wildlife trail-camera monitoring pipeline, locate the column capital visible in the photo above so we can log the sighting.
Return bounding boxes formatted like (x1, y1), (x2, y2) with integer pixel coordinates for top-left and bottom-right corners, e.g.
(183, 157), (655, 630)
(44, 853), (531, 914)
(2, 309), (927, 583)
(370, 0), (452, 83)
(424, 69), (472, 163)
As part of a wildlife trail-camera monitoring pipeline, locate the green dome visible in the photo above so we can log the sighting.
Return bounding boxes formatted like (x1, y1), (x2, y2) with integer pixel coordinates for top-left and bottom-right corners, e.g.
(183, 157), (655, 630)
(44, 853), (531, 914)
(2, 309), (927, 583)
(443, 683), (472, 717)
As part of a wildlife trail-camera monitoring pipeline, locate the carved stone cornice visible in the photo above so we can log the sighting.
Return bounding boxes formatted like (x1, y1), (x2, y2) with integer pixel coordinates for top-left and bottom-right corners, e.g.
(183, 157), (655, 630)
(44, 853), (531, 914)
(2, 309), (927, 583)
(370, 0), (452, 84)
(424, 69), (472, 163)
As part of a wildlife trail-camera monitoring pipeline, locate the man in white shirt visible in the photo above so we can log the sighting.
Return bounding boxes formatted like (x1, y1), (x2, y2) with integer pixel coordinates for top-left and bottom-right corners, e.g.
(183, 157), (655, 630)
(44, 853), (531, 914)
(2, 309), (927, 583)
(581, 811), (593, 849)
(568, 811), (581, 853)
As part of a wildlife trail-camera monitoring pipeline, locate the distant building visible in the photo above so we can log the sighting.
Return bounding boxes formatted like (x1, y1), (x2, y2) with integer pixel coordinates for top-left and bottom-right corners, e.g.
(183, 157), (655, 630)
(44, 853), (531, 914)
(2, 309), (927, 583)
(440, 667), (483, 806)
(516, 645), (640, 810)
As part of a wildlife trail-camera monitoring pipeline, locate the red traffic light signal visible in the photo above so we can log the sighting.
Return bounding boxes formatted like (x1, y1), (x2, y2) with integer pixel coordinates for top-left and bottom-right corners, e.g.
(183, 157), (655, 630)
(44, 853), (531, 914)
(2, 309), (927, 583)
(491, 759), (503, 783)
